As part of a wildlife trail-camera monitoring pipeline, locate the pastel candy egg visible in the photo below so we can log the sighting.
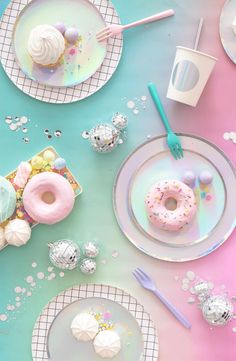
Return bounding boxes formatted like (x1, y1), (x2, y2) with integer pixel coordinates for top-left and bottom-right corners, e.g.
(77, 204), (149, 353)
(54, 158), (66, 170)
(64, 27), (79, 43)
(43, 150), (56, 162)
(31, 156), (44, 170)
(182, 171), (196, 187)
(54, 22), (66, 34)
(199, 171), (213, 185)
(0, 176), (16, 223)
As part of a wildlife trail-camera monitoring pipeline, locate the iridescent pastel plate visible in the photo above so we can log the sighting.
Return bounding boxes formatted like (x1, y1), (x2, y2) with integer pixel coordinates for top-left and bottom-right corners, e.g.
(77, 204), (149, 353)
(32, 285), (158, 361)
(220, 0), (236, 64)
(113, 134), (236, 262)
(47, 298), (144, 361)
(12, 0), (107, 87)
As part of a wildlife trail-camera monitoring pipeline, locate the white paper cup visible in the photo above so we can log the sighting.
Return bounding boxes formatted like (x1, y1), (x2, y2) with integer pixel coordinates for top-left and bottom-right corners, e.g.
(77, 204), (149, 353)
(167, 46), (217, 107)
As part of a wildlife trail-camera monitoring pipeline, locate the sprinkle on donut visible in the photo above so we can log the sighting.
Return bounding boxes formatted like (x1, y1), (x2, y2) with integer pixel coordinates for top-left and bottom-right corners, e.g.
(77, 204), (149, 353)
(145, 179), (197, 232)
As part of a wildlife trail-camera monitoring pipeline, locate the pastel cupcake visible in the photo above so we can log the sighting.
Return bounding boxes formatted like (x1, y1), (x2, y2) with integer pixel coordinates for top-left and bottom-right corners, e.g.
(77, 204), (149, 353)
(28, 24), (65, 67)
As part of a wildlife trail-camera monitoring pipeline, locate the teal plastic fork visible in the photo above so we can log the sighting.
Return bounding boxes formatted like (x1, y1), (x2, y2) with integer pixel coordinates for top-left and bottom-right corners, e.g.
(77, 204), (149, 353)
(148, 83), (183, 160)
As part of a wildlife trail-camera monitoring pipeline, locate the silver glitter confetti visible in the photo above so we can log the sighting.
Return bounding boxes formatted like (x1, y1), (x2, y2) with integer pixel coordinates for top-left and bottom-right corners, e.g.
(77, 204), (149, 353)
(22, 137), (30, 143)
(54, 130), (62, 137)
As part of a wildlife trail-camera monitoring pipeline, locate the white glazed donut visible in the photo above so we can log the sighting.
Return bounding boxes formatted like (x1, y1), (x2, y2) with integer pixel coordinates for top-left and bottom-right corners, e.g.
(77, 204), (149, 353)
(23, 172), (75, 225)
(145, 179), (197, 232)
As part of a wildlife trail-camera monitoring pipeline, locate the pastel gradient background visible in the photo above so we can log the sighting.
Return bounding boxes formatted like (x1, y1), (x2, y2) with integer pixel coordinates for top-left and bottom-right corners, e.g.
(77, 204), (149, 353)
(0, 0), (236, 361)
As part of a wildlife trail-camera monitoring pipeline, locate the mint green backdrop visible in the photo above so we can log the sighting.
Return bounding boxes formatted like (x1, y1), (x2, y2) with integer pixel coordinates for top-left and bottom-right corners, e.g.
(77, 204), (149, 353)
(1, 1), (236, 361)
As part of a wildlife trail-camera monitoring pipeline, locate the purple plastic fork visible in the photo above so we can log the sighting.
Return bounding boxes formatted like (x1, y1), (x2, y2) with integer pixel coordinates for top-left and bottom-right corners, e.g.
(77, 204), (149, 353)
(133, 268), (191, 329)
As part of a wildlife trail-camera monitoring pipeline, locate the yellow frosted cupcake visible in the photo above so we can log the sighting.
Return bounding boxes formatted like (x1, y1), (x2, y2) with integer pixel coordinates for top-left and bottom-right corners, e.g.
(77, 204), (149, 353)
(28, 24), (65, 67)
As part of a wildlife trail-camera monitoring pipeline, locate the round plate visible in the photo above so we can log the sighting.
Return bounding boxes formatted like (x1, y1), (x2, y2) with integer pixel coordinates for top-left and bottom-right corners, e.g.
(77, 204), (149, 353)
(32, 284), (158, 361)
(12, 0), (107, 87)
(0, 0), (122, 103)
(47, 298), (144, 361)
(113, 134), (236, 262)
(220, 0), (236, 64)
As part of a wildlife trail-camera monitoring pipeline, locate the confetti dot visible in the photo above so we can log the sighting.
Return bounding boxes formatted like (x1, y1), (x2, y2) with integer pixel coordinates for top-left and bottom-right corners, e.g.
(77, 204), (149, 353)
(230, 132), (236, 139)
(232, 327), (236, 333)
(141, 95), (147, 101)
(37, 272), (45, 280)
(182, 278), (189, 284)
(101, 259), (107, 265)
(7, 305), (15, 311)
(31, 282), (36, 287)
(146, 134), (151, 139)
(27, 292), (32, 297)
(21, 288), (26, 293)
(9, 123), (18, 131)
(32, 262), (37, 268)
(14, 286), (22, 293)
(5, 116), (12, 124)
(187, 297), (195, 304)
(22, 128), (28, 133)
(48, 267), (54, 272)
(112, 251), (119, 258)
(133, 109), (139, 115)
(0, 314), (8, 321)
(20, 116), (28, 124)
(206, 194), (212, 201)
(23, 138), (30, 143)
(223, 132), (230, 140)
(54, 130), (62, 137)
(50, 273), (56, 279)
(59, 272), (65, 277)
(16, 302), (21, 308)
(127, 100), (135, 109)
(44, 129), (50, 134)
(15, 297), (20, 302)
(26, 276), (33, 284)
(182, 283), (189, 291)
(186, 271), (195, 281)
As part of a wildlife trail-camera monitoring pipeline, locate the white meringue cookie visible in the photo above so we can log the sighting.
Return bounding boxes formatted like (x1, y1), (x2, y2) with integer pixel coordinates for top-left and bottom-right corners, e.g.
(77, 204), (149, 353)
(28, 24), (65, 66)
(5, 219), (31, 247)
(93, 330), (121, 358)
(71, 313), (99, 341)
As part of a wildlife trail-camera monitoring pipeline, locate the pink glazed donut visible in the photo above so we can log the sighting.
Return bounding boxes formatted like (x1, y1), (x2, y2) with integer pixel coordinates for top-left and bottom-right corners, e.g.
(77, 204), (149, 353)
(145, 179), (197, 232)
(23, 172), (75, 225)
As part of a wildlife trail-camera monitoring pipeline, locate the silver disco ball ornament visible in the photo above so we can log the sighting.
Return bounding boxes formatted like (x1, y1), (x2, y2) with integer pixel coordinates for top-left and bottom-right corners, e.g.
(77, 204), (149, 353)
(112, 112), (128, 130)
(83, 241), (100, 258)
(48, 240), (80, 270)
(201, 295), (234, 326)
(83, 124), (120, 153)
(80, 258), (97, 274)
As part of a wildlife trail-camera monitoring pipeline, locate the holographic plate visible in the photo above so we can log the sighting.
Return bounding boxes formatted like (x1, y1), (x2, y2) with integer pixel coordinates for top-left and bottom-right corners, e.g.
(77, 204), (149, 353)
(47, 298), (143, 361)
(220, 0), (236, 64)
(0, 0), (122, 103)
(12, 0), (107, 87)
(32, 284), (158, 361)
(113, 134), (236, 262)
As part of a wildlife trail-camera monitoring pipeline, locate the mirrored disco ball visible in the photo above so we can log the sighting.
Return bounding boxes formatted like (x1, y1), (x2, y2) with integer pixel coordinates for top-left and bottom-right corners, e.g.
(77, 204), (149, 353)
(48, 239), (80, 270)
(202, 295), (234, 326)
(88, 124), (120, 153)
